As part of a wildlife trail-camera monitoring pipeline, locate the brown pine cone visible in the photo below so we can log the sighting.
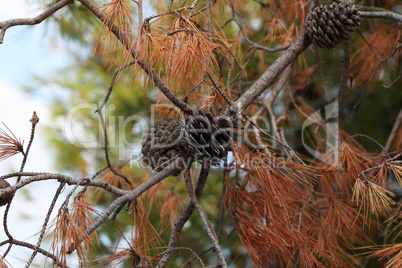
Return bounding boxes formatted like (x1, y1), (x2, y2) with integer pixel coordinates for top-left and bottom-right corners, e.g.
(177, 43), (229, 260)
(0, 179), (14, 206)
(305, 1), (361, 49)
(141, 118), (188, 172)
(141, 109), (240, 173)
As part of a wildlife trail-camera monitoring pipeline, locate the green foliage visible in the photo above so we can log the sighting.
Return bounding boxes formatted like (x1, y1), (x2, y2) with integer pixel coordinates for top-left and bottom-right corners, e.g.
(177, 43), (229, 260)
(19, 0), (401, 267)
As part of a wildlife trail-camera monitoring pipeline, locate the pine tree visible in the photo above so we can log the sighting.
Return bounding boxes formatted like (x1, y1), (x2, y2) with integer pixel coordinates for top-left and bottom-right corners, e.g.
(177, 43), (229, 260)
(0, 0), (401, 267)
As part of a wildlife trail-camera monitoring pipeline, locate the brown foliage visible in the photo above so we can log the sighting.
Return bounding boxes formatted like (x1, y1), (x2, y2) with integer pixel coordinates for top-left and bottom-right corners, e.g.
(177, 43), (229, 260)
(352, 24), (401, 87)
(45, 193), (99, 267)
(0, 123), (23, 162)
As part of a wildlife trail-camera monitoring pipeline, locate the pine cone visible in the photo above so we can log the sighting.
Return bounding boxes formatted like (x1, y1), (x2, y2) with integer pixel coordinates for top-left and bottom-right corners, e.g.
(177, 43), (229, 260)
(185, 109), (238, 164)
(0, 179), (14, 206)
(305, 1), (361, 49)
(141, 109), (240, 172)
(141, 118), (187, 172)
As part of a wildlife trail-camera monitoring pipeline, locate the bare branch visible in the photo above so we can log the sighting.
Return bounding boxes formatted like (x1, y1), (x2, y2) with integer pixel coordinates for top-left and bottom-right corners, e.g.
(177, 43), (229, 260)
(0, 172), (127, 197)
(26, 182), (66, 268)
(97, 61), (136, 112)
(17, 112), (39, 183)
(97, 106), (133, 189)
(158, 164), (210, 267)
(384, 108), (402, 152)
(234, 33), (311, 112)
(83, 157), (186, 237)
(383, 70), (402, 89)
(0, 239), (66, 267)
(359, 11), (402, 23)
(0, 0), (72, 44)
(183, 169), (227, 267)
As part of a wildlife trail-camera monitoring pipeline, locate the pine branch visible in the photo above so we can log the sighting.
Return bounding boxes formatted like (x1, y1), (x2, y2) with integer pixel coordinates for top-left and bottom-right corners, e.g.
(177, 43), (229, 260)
(359, 11), (402, 23)
(234, 33), (311, 112)
(17, 112), (39, 183)
(0, 239), (66, 267)
(25, 183), (66, 268)
(157, 163), (210, 267)
(0, 172), (127, 197)
(81, 157), (186, 245)
(77, 0), (195, 115)
(385, 108), (402, 153)
(0, 0), (72, 44)
(97, 105), (133, 189)
(183, 169), (227, 267)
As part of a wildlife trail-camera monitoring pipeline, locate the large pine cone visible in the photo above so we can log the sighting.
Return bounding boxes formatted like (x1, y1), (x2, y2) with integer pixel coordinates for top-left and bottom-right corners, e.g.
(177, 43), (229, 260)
(305, 1), (361, 49)
(141, 118), (187, 172)
(186, 109), (238, 165)
(141, 109), (239, 172)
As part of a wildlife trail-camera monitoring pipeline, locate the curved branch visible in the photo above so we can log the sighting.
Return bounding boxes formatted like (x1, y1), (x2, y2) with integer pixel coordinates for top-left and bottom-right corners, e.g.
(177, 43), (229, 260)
(0, 0), (72, 44)
(359, 11), (402, 23)
(0, 172), (127, 197)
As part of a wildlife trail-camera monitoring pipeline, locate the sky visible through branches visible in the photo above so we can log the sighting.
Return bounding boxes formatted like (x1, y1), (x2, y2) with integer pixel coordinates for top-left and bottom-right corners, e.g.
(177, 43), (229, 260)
(0, 0), (401, 267)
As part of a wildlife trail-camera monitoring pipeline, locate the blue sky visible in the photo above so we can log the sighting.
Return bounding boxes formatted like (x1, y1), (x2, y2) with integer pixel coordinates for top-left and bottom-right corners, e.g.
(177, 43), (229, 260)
(0, 1), (78, 266)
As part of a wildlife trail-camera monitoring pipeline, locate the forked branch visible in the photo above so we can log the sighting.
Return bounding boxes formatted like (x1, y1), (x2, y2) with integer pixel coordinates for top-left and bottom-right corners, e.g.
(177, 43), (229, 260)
(234, 33), (311, 112)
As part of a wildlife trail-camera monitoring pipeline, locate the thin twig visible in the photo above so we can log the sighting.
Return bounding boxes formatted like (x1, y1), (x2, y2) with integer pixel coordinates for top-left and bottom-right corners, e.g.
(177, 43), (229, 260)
(97, 61), (136, 112)
(231, 6), (290, 53)
(345, 134), (389, 158)
(25, 182), (66, 267)
(356, 29), (380, 60)
(354, 43), (402, 109)
(144, 6), (193, 24)
(234, 33), (311, 112)
(0, 239), (67, 267)
(384, 108), (402, 153)
(2, 203), (13, 258)
(181, 246), (214, 268)
(206, 72), (233, 106)
(161, 247), (206, 268)
(97, 96), (133, 190)
(183, 169), (227, 267)
(383, 71), (402, 89)
(17, 112), (39, 183)
(157, 163), (210, 267)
